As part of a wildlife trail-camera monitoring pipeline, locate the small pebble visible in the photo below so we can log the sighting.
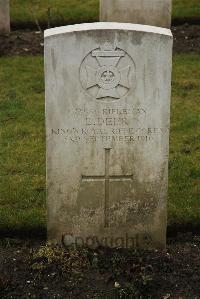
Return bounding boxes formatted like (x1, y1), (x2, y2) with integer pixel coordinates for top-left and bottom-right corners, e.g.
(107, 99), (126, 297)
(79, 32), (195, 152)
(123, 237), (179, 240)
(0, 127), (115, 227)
(114, 281), (121, 288)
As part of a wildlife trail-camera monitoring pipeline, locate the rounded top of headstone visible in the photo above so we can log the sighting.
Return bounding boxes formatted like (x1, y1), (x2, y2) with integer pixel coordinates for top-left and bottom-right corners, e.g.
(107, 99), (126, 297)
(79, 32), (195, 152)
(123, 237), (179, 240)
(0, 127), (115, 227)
(44, 22), (172, 39)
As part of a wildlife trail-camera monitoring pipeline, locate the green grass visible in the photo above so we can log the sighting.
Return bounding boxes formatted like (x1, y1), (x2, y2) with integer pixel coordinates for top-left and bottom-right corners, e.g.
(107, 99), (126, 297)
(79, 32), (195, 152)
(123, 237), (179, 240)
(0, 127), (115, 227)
(173, 0), (200, 18)
(169, 54), (200, 226)
(11, 0), (98, 26)
(10, 0), (200, 26)
(0, 56), (46, 233)
(0, 54), (199, 234)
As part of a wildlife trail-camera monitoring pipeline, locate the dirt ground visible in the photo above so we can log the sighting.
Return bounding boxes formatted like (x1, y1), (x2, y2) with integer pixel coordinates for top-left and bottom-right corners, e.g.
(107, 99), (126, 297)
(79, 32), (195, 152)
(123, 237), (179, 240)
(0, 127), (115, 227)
(0, 234), (200, 299)
(0, 25), (199, 56)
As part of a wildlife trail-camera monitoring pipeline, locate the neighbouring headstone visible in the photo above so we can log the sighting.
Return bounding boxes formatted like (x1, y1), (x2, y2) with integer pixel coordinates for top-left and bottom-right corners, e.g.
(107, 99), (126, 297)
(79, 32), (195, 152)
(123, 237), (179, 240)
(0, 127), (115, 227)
(100, 0), (172, 28)
(45, 23), (172, 249)
(0, 0), (10, 33)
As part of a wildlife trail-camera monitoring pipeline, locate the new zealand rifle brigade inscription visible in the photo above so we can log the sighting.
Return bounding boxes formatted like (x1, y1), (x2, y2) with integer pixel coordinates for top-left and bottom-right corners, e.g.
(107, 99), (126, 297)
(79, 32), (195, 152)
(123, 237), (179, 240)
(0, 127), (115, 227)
(80, 43), (135, 100)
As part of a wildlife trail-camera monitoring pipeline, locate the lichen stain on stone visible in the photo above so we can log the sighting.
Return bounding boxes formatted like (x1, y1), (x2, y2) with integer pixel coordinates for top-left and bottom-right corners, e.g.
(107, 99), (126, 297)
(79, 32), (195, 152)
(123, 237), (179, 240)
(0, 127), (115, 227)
(72, 207), (103, 229)
(157, 208), (167, 231)
(131, 32), (143, 46)
(126, 194), (158, 225)
(51, 48), (57, 73)
(159, 160), (168, 182)
(92, 30), (115, 46)
(61, 67), (70, 83)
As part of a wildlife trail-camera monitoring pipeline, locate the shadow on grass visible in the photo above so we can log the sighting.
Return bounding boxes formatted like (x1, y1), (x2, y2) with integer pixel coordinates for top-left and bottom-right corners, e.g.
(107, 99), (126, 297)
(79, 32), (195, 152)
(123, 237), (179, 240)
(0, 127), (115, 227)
(0, 226), (47, 240)
(167, 223), (200, 239)
(0, 224), (200, 242)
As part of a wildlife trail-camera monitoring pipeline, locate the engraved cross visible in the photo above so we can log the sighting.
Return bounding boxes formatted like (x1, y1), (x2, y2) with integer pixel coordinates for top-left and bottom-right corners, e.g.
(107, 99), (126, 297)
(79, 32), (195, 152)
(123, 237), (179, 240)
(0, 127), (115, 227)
(82, 148), (133, 227)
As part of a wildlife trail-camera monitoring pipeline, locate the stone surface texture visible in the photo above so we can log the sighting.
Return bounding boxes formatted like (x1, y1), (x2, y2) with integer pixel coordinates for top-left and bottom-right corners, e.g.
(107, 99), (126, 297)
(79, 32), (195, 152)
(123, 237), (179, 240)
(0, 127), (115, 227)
(100, 0), (172, 28)
(0, 0), (10, 33)
(45, 23), (173, 249)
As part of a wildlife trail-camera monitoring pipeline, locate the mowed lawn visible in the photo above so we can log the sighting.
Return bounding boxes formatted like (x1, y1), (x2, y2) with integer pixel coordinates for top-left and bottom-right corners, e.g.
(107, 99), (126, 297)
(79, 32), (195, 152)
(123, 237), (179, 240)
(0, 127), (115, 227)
(10, 0), (200, 26)
(0, 54), (199, 234)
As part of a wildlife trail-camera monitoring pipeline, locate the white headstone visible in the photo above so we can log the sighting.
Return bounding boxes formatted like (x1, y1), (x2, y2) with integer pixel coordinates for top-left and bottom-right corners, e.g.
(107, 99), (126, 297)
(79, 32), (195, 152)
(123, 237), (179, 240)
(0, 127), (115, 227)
(45, 23), (172, 249)
(100, 0), (172, 28)
(0, 0), (10, 33)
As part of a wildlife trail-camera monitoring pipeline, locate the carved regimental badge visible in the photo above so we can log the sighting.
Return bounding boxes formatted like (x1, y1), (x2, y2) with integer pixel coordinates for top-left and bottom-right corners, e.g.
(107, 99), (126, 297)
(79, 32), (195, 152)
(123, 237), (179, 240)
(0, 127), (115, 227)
(80, 43), (135, 100)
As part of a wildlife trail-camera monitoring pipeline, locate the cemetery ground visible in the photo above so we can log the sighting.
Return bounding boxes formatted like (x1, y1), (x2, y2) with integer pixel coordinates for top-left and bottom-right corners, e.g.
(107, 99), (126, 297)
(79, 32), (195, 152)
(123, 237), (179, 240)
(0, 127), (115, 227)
(0, 2), (200, 298)
(0, 43), (200, 298)
(0, 235), (199, 299)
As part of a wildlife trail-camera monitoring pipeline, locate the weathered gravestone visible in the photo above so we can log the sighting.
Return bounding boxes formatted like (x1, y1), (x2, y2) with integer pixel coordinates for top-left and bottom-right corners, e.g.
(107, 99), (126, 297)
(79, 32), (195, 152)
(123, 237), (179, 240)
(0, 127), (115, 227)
(45, 23), (172, 249)
(0, 0), (10, 33)
(100, 0), (172, 28)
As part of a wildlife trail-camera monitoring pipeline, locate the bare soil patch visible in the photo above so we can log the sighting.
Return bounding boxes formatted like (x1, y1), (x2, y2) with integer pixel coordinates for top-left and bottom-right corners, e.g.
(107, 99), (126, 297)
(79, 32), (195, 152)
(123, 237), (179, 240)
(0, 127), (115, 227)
(0, 30), (43, 56)
(0, 234), (200, 299)
(0, 25), (199, 56)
